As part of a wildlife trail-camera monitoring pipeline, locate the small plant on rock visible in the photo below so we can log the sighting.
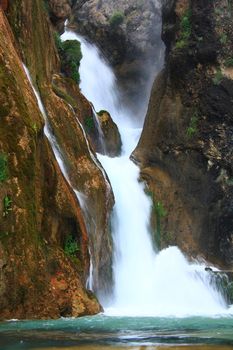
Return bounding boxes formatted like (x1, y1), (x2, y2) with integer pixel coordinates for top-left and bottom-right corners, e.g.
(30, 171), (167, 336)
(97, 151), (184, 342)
(187, 115), (198, 138)
(54, 32), (82, 84)
(3, 195), (12, 217)
(109, 12), (124, 28)
(64, 234), (79, 258)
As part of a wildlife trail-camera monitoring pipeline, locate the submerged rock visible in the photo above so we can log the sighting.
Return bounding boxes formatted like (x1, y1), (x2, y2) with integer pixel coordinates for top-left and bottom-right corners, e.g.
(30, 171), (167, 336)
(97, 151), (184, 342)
(133, 0), (233, 267)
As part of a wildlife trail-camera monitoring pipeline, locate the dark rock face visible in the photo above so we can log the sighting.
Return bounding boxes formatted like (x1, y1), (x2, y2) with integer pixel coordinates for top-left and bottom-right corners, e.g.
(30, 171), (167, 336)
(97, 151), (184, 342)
(70, 0), (164, 120)
(133, 0), (233, 267)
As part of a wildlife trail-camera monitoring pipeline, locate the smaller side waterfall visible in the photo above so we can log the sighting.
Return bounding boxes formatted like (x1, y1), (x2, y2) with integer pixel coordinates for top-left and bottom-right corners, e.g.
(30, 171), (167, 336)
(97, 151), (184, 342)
(23, 64), (69, 182)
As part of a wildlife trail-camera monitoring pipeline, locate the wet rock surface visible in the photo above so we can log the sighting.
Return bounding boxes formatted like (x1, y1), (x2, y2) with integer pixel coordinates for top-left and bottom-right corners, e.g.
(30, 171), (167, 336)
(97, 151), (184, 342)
(133, 0), (233, 267)
(0, 0), (115, 319)
(97, 110), (122, 157)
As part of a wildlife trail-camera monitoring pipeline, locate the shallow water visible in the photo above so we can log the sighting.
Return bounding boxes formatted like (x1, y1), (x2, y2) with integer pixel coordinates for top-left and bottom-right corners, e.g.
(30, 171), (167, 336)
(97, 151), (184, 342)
(1, 315), (233, 350)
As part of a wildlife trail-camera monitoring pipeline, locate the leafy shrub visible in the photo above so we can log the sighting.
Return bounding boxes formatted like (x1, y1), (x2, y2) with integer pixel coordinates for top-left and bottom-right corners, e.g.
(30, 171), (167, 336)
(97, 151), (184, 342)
(54, 33), (82, 84)
(64, 234), (79, 258)
(109, 12), (124, 28)
(0, 153), (8, 182)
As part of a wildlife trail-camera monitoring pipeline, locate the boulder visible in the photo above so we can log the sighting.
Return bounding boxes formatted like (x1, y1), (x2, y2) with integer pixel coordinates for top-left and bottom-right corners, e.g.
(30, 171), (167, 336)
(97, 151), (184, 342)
(97, 110), (122, 157)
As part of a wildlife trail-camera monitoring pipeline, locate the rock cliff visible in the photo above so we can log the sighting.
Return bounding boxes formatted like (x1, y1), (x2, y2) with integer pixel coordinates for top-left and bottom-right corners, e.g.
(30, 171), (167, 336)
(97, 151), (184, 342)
(0, 0), (113, 319)
(133, 0), (233, 267)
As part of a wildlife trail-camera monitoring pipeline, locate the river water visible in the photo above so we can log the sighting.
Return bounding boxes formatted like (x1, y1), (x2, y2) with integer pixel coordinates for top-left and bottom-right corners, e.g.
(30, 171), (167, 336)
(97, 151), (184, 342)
(1, 315), (233, 349)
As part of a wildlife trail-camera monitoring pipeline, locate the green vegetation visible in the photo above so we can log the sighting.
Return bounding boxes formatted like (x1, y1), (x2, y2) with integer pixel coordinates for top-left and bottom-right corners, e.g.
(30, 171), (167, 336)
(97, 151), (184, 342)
(54, 32), (63, 51)
(109, 11), (124, 28)
(54, 33), (82, 84)
(187, 115), (198, 138)
(32, 123), (38, 134)
(154, 201), (167, 249)
(224, 57), (233, 67)
(220, 33), (228, 45)
(52, 83), (77, 107)
(3, 195), (12, 217)
(212, 69), (223, 85)
(0, 153), (8, 183)
(84, 116), (95, 131)
(175, 9), (191, 49)
(42, 0), (50, 14)
(64, 234), (79, 260)
(97, 110), (109, 116)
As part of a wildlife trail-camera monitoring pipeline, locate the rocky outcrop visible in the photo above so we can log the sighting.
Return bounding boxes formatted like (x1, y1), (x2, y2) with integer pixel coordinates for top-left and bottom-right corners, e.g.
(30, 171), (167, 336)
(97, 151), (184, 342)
(133, 0), (233, 267)
(97, 110), (122, 157)
(0, 7), (101, 319)
(0, 0), (8, 11)
(49, 0), (72, 31)
(48, 0), (89, 32)
(70, 0), (164, 118)
(0, 0), (114, 319)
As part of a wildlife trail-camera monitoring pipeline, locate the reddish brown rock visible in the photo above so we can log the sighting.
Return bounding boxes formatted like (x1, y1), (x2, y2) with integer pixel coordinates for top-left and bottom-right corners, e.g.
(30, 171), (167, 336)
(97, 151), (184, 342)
(0, 2), (113, 319)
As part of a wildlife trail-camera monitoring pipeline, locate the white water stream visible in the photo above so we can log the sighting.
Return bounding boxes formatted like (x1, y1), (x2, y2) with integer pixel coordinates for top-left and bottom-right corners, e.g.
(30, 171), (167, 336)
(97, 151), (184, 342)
(60, 29), (231, 317)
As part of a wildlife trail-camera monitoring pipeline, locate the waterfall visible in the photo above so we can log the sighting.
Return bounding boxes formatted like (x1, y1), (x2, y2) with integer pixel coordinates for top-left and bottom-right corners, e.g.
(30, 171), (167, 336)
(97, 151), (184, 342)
(61, 29), (230, 317)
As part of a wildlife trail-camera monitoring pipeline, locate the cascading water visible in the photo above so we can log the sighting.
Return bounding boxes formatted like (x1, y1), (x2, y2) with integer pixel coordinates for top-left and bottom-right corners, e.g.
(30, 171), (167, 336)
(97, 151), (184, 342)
(61, 28), (231, 317)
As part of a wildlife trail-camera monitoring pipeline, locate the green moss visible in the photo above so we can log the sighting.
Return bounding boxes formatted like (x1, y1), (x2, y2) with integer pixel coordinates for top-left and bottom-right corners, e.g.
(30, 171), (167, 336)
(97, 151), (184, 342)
(84, 116), (95, 131)
(175, 39), (187, 49)
(64, 234), (79, 260)
(97, 110), (109, 116)
(224, 57), (233, 67)
(220, 33), (228, 44)
(175, 9), (191, 49)
(153, 201), (167, 250)
(0, 153), (8, 183)
(109, 12), (124, 28)
(187, 115), (198, 138)
(3, 195), (12, 217)
(145, 189), (167, 250)
(56, 38), (82, 84)
(212, 69), (223, 85)
(52, 83), (77, 108)
(54, 32), (63, 51)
